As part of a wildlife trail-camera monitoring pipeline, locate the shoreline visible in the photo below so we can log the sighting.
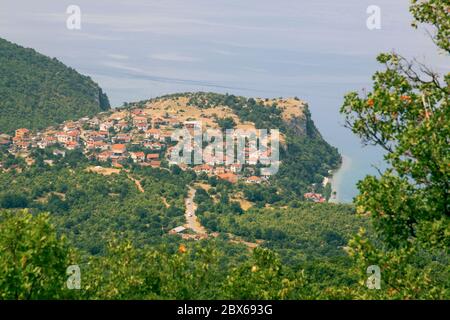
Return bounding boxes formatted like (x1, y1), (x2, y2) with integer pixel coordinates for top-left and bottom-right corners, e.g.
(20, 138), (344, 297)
(327, 154), (351, 203)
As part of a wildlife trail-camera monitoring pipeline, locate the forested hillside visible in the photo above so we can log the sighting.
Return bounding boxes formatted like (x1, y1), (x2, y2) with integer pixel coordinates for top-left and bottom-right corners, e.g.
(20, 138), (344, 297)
(0, 162), (370, 299)
(0, 161), (191, 254)
(0, 38), (110, 133)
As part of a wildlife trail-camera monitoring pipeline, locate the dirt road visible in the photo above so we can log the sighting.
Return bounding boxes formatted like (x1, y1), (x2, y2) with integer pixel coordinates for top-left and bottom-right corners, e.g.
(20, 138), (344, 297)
(128, 175), (145, 193)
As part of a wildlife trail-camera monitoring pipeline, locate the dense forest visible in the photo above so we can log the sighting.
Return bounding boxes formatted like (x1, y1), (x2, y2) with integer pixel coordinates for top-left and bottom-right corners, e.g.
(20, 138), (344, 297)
(0, 163), (368, 299)
(0, 163), (189, 254)
(0, 157), (447, 299)
(0, 37), (110, 133)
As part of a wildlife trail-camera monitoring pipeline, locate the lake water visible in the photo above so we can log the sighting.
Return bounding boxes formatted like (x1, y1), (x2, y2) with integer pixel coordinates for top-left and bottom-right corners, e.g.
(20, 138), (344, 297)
(1, 0), (447, 202)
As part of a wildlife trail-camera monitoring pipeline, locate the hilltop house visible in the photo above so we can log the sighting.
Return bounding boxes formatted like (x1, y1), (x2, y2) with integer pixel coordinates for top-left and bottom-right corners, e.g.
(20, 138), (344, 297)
(98, 151), (112, 162)
(149, 160), (161, 168)
(193, 164), (213, 174)
(114, 121), (129, 131)
(63, 122), (78, 132)
(99, 121), (114, 132)
(55, 132), (71, 144)
(67, 130), (80, 142)
(131, 109), (144, 116)
(111, 144), (127, 156)
(15, 128), (30, 140)
(145, 129), (161, 140)
(146, 153), (159, 161)
(133, 116), (148, 131)
(114, 134), (132, 143)
(15, 141), (30, 150)
(304, 192), (326, 203)
(65, 141), (79, 150)
(217, 172), (238, 184)
(130, 151), (145, 163)
(37, 136), (56, 149)
(143, 141), (163, 150)
(87, 140), (108, 151)
(245, 176), (262, 184)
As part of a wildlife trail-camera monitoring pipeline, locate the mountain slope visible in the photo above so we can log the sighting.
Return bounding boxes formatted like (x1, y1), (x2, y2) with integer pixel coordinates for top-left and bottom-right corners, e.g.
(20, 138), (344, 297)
(0, 38), (110, 133)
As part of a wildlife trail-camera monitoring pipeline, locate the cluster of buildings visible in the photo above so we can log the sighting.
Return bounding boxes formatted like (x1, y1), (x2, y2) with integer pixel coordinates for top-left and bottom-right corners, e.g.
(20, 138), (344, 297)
(2, 108), (271, 185)
(303, 192), (326, 203)
(188, 164), (266, 184)
(5, 109), (171, 169)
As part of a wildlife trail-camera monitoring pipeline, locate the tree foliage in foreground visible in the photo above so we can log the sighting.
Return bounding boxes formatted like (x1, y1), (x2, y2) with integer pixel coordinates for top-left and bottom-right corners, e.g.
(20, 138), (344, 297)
(0, 210), (70, 299)
(0, 210), (316, 300)
(340, 0), (449, 299)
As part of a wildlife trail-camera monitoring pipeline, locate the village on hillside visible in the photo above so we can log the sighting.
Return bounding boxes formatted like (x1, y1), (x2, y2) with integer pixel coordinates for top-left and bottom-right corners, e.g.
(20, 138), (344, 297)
(0, 97), (328, 203)
(0, 102), (269, 182)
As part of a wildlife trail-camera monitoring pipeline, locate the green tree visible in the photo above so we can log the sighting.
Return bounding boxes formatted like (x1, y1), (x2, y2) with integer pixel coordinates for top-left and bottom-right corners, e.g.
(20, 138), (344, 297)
(222, 248), (308, 299)
(0, 38), (110, 133)
(216, 116), (236, 130)
(0, 210), (71, 299)
(410, 0), (450, 52)
(80, 240), (224, 299)
(340, 0), (449, 299)
(0, 193), (29, 209)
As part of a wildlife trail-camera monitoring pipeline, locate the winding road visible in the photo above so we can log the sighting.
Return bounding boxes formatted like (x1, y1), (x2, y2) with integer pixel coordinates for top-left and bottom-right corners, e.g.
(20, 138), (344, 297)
(183, 186), (260, 248)
(184, 186), (208, 236)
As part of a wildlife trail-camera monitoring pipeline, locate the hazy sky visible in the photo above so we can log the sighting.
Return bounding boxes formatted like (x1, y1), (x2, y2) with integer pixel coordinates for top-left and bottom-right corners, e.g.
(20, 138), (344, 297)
(1, 0), (448, 201)
(1, 0), (446, 102)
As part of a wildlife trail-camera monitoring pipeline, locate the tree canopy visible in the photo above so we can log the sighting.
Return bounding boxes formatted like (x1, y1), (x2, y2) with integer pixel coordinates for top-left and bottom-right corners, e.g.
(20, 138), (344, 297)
(340, 0), (449, 299)
(0, 37), (110, 133)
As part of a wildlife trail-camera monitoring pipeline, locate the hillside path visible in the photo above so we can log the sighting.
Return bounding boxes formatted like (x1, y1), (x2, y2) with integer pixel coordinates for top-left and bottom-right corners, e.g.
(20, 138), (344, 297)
(128, 175), (145, 193)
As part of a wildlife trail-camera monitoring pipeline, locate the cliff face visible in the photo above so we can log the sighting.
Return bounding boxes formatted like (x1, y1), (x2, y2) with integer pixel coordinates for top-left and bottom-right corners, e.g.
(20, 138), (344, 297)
(257, 97), (308, 136)
(299, 106), (322, 139)
(273, 100), (321, 139)
(284, 111), (308, 136)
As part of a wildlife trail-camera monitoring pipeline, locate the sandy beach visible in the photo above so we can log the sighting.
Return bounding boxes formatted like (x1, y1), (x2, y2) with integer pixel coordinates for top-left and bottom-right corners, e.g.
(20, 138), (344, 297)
(328, 154), (352, 203)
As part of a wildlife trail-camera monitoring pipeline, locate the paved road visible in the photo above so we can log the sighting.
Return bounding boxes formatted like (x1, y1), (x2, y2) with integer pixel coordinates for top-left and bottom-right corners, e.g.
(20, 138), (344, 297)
(185, 186), (207, 236)
(183, 186), (259, 248)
